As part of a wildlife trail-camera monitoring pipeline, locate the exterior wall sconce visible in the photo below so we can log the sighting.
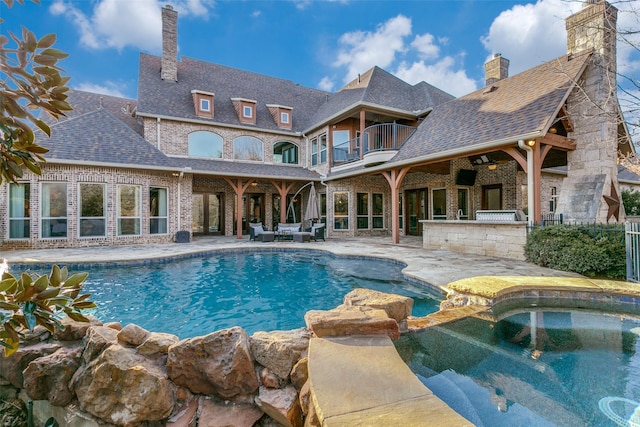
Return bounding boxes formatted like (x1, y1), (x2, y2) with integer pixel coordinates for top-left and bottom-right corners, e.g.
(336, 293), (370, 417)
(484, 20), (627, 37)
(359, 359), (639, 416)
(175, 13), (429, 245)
(487, 163), (497, 171)
(172, 172), (180, 177)
(251, 181), (258, 187)
(526, 139), (536, 147)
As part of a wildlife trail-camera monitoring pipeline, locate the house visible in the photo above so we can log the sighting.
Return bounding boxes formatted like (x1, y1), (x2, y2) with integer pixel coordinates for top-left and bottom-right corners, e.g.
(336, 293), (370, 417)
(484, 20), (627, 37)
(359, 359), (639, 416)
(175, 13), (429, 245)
(0, 0), (634, 250)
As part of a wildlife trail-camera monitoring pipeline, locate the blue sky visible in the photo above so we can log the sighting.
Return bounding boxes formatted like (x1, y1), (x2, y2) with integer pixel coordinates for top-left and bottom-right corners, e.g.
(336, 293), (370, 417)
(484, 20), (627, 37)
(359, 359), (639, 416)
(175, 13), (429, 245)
(2, 0), (639, 131)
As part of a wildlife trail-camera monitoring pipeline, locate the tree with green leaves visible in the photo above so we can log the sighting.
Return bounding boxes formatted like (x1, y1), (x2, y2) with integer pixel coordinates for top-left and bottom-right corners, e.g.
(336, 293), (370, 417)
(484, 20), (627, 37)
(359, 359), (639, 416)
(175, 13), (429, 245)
(1, 0), (93, 356)
(1, 0), (72, 184)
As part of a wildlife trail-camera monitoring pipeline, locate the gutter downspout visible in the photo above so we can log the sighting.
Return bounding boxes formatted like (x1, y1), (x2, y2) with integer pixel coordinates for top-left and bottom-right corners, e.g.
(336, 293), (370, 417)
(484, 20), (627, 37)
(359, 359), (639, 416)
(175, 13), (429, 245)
(177, 170), (184, 231)
(518, 139), (534, 226)
(156, 117), (161, 149)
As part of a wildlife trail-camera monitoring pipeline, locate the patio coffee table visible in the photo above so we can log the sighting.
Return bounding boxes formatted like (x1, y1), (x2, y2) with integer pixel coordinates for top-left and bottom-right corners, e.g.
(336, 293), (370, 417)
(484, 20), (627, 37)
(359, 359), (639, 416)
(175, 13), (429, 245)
(293, 232), (312, 243)
(258, 231), (275, 242)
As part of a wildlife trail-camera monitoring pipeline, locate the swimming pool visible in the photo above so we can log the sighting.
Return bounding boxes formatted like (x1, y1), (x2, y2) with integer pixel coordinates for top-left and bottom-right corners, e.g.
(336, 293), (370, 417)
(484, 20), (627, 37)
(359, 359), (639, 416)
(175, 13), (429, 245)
(396, 302), (640, 427)
(36, 251), (441, 337)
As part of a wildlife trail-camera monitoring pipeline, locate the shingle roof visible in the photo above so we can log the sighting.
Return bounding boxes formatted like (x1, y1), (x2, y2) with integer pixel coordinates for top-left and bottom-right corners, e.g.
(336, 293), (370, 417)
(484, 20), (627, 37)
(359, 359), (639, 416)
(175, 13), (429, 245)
(137, 54), (329, 132)
(38, 108), (176, 168)
(32, 90), (318, 180)
(389, 52), (592, 164)
(308, 66), (454, 126)
(41, 90), (142, 136)
(170, 158), (322, 180)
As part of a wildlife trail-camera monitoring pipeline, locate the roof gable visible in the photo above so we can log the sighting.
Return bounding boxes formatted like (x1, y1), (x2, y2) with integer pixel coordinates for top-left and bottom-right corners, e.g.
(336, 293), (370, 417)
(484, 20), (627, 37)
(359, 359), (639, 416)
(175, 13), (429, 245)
(390, 52), (592, 163)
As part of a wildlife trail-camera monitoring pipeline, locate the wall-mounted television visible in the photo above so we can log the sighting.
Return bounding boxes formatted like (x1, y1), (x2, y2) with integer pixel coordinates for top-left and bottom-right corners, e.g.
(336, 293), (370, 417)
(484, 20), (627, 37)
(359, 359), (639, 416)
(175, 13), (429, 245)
(456, 169), (477, 186)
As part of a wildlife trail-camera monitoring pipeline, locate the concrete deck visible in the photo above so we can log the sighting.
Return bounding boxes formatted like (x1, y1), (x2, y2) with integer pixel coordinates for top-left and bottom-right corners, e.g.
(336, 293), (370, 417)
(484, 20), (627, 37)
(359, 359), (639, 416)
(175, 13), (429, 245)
(0, 235), (580, 291)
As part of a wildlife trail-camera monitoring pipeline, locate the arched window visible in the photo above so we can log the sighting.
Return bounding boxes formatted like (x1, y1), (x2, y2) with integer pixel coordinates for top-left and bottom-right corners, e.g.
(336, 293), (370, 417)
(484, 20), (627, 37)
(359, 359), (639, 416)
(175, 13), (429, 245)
(273, 141), (298, 164)
(188, 131), (223, 158)
(233, 136), (264, 161)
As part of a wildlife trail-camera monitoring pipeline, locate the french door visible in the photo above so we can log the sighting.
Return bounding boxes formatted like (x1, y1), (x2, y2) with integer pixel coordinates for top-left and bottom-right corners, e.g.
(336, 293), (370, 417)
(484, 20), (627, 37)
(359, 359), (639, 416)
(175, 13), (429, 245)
(405, 188), (428, 236)
(192, 193), (223, 235)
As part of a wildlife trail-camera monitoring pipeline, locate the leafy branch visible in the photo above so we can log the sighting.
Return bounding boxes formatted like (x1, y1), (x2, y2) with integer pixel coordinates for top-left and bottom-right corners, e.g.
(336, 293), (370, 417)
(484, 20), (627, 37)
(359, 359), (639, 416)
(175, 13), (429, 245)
(0, 0), (72, 184)
(0, 265), (96, 356)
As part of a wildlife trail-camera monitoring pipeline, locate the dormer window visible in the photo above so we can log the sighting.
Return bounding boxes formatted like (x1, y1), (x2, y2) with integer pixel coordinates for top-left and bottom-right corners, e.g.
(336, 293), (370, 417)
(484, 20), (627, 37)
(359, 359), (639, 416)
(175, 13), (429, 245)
(266, 104), (293, 130)
(191, 90), (215, 119)
(231, 98), (257, 125)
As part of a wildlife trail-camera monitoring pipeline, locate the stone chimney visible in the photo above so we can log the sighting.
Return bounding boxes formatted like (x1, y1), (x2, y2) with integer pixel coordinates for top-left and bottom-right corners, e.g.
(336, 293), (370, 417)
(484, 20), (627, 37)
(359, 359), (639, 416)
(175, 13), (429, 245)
(484, 53), (509, 86)
(161, 5), (178, 82)
(555, 0), (623, 223)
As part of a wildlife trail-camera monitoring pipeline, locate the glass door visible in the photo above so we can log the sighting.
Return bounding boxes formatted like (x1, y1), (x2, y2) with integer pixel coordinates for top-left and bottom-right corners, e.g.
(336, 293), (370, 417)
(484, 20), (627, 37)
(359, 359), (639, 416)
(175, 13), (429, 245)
(192, 193), (223, 235)
(234, 194), (264, 235)
(405, 188), (428, 236)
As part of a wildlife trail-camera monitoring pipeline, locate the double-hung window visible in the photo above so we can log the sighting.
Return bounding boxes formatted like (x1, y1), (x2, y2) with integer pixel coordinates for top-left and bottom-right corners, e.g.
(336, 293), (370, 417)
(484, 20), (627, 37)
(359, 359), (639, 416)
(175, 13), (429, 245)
(357, 193), (368, 229)
(118, 185), (141, 236)
(9, 183), (30, 239)
(334, 192), (349, 230)
(311, 138), (318, 166)
(79, 183), (106, 237)
(372, 193), (384, 228)
(150, 187), (168, 234)
(41, 183), (67, 238)
(319, 134), (327, 164)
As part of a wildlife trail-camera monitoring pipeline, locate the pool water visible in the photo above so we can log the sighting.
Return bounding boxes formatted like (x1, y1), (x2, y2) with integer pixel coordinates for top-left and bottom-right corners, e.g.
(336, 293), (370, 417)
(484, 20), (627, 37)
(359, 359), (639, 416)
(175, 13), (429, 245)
(396, 307), (640, 427)
(58, 251), (440, 337)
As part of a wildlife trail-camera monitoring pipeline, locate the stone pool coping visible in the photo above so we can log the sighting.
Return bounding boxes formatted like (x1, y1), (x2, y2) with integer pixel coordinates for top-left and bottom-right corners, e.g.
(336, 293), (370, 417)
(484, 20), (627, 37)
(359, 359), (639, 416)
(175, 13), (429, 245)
(445, 275), (640, 305)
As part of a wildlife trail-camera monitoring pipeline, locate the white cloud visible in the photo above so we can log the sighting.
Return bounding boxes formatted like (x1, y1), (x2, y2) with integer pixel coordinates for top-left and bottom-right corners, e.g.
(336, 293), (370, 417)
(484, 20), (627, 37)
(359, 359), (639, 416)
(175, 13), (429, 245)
(395, 57), (476, 98)
(334, 14), (412, 84)
(318, 76), (335, 92)
(74, 81), (128, 98)
(481, 0), (580, 75)
(329, 14), (477, 95)
(411, 33), (439, 60)
(49, 0), (214, 53)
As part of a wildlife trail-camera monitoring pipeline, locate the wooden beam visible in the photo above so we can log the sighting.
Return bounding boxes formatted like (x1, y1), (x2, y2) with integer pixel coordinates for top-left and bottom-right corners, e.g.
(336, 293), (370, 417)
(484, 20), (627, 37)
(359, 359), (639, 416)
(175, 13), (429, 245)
(269, 180), (296, 223)
(224, 178), (254, 239)
(382, 167), (411, 245)
(539, 133), (576, 151)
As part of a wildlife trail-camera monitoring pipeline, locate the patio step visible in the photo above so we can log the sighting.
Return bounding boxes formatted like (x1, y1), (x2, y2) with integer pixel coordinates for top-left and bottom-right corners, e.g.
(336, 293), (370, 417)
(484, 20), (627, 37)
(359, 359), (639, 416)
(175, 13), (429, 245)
(307, 334), (473, 426)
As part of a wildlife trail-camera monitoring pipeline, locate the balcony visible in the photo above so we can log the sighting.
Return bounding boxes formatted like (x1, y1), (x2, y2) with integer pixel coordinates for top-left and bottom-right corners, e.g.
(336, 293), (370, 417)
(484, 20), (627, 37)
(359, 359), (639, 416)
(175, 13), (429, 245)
(332, 123), (416, 167)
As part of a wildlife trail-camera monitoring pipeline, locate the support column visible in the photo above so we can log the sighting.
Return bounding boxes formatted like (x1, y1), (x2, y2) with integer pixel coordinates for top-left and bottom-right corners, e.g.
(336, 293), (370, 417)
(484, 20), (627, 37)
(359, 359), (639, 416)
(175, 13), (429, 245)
(359, 109), (366, 158)
(270, 180), (296, 223)
(224, 178), (253, 239)
(382, 167), (411, 244)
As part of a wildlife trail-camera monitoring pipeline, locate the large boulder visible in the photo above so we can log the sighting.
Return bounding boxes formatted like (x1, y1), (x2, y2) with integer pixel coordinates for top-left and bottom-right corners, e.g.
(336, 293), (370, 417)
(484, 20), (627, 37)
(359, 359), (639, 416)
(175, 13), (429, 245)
(290, 357), (308, 391)
(0, 342), (61, 388)
(250, 328), (311, 380)
(22, 344), (82, 406)
(343, 288), (413, 321)
(137, 332), (179, 356)
(167, 327), (259, 399)
(304, 305), (400, 340)
(117, 323), (150, 346)
(53, 316), (103, 341)
(255, 385), (303, 427)
(198, 397), (263, 427)
(72, 344), (175, 425)
(81, 325), (119, 363)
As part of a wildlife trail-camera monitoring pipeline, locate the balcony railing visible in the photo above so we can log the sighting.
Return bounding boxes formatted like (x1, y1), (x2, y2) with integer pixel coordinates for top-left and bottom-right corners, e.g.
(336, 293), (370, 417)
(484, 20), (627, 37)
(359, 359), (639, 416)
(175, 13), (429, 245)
(332, 123), (416, 167)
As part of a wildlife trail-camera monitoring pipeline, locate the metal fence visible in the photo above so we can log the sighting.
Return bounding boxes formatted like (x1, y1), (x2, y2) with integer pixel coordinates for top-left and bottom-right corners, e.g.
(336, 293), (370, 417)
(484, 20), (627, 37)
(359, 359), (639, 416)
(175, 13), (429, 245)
(626, 222), (640, 283)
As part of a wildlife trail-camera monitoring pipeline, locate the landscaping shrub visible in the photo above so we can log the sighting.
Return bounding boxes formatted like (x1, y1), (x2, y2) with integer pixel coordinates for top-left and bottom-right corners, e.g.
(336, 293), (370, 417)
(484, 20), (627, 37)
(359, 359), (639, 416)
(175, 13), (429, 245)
(525, 224), (626, 279)
(622, 189), (640, 216)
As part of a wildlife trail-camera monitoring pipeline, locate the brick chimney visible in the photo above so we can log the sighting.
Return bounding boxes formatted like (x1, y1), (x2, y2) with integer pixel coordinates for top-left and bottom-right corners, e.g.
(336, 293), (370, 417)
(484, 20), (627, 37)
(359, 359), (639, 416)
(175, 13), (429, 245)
(484, 53), (509, 86)
(161, 5), (178, 82)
